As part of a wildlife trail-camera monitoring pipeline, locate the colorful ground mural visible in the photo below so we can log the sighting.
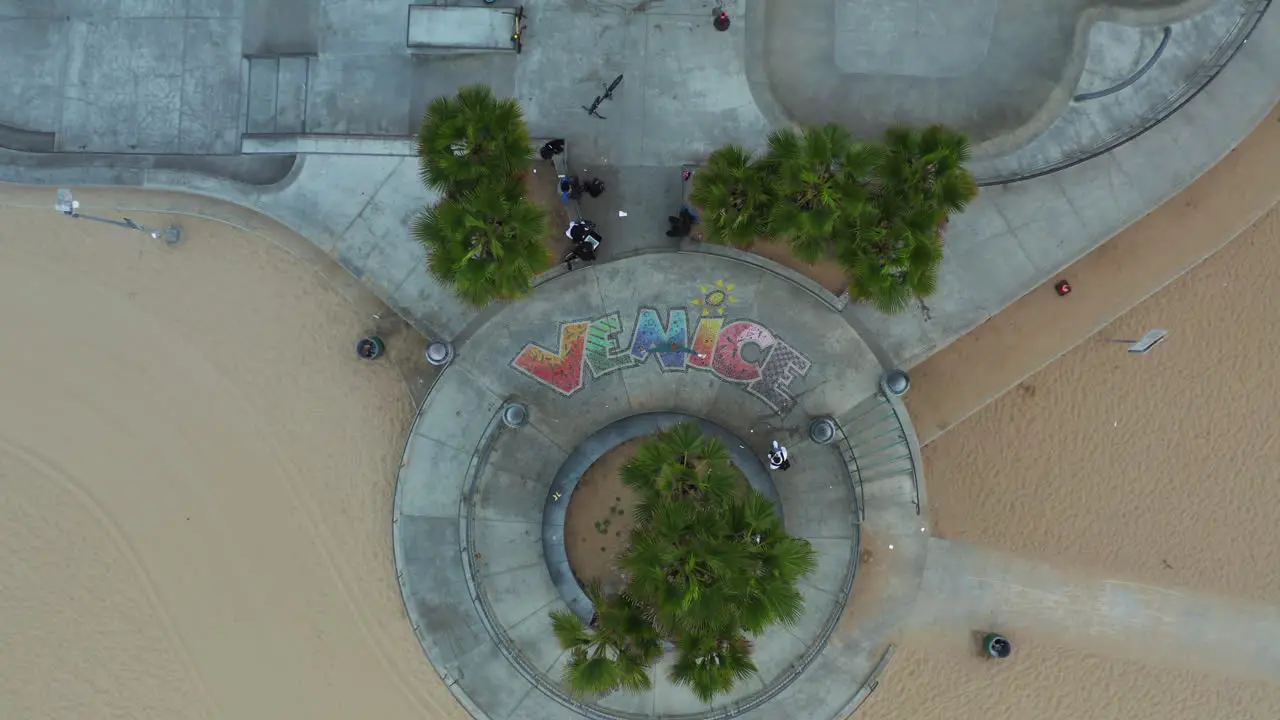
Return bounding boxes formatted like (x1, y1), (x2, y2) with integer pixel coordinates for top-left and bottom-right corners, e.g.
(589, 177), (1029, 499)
(511, 306), (812, 414)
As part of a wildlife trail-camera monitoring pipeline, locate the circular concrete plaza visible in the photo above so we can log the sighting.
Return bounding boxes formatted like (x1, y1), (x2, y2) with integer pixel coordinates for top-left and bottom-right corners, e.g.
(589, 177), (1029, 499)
(393, 252), (930, 719)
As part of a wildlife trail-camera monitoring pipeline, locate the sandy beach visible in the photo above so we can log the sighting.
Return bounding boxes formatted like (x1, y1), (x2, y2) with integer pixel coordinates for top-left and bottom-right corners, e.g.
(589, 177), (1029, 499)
(857, 631), (1280, 720)
(862, 111), (1280, 720)
(924, 202), (1280, 604)
(0, 194), (464, 720)
(3, 113), (1279, 720)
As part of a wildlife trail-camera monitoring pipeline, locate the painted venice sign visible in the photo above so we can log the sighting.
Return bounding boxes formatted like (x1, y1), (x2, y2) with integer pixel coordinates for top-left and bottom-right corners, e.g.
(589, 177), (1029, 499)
(510, 283), (813, 414)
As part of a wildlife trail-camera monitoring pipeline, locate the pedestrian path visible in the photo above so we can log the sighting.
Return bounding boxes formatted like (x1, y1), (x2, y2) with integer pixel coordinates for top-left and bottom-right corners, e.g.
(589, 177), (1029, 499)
(913, 539), (1280, 681)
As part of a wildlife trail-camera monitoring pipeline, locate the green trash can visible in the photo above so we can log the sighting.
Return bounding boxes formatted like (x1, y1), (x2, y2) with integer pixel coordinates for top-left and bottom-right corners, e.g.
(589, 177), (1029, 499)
(356, 336), (385, 360)
(983, 633), (1012, 659)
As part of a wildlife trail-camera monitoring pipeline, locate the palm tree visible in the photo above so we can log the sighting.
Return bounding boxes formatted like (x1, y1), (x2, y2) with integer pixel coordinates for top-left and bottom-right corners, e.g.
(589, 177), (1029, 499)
(837, 208), (943, 314)
(688, 145), (773, 249)
(669, 630), (758, 704)
(551, 584), (663, 698)
(874, 124), (977, 221)
(554, 424), (817, 704)
(764, 124), (880, 263)
(622, 423), (737, 525)
(831, 124), (974, 314)
(417, 84), (533, 194)
(727, 491), (816, 633)
(412, 182), (549, 307)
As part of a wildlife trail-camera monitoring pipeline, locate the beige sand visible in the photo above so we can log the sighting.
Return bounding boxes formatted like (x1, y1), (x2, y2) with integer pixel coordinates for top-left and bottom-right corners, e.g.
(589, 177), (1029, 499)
(867, 109), (1280, 719)
(0, 194), (464, 719)
(564, 439), (643, 594)
(857, 632), (1280, 720)
(907, 107), (1280, 445)
(924, 200), (1280, 604)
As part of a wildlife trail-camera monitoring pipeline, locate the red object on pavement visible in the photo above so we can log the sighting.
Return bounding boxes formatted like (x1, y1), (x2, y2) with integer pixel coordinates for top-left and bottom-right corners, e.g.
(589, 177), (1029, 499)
(1055, 280), (1072, 296)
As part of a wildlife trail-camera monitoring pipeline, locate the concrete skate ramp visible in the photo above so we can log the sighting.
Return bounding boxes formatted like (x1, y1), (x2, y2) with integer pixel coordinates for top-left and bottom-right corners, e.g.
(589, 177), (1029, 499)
(756, 0), (1216, 157)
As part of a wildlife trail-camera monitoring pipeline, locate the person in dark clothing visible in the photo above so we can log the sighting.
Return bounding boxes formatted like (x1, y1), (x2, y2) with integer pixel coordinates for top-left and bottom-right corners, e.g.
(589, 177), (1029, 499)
(540, 138), (565, 160)
(559, 175), (583, 202)
(563, 224), (601, 271)
(583, 177), (606, 198)
(665, 206), (699, 237)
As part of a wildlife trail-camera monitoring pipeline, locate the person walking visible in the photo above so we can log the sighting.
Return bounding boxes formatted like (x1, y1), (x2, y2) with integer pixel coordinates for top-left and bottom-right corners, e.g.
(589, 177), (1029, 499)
(767, 440), (791, 471)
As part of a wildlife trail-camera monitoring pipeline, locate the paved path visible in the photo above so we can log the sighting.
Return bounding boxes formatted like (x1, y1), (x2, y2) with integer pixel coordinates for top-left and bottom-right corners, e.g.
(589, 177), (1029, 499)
(2, 0), (1278, 370)
(903, 103), (1280, 446)
(913, 539), (1280, 682)
(394, 252), (926, 719)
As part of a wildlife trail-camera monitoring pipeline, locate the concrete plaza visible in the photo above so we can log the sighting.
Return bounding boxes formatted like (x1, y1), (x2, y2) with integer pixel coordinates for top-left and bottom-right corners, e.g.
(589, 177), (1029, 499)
(2, 0), (1277, 366)
(394, 252), (927, 719)
(2, 0), (1280, 717)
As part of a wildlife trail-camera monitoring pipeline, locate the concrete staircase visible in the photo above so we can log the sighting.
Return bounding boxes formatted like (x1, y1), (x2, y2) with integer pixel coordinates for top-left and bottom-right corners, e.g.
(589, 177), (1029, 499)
(242, 54), (315, 137)
(835, 389), (925, 518)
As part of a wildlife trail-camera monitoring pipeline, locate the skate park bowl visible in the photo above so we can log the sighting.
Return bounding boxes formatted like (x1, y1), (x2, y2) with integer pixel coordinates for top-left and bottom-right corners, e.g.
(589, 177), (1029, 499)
(750, 0), (1270, 176)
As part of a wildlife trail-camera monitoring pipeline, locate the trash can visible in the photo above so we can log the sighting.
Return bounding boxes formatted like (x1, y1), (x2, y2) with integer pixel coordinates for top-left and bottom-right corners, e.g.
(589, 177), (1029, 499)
(983, 633), (1012, 659)
(356, 336), (385, 360)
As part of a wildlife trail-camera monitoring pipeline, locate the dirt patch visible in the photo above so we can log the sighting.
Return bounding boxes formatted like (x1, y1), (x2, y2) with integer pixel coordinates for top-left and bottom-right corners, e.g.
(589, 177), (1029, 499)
(524, 158), (572, 267)
(740, 239), (849, 295)
(685, 223), (848, 295)
(564, 439), (644, 595)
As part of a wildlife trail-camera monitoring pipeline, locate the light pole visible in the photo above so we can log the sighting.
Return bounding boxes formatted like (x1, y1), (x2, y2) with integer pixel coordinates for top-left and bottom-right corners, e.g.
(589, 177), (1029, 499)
(55, 189), (183, 246)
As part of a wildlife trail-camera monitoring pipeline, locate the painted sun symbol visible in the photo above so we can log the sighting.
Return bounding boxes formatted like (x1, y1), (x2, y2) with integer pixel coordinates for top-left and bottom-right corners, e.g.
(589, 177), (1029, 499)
(691, 280), (738, 316)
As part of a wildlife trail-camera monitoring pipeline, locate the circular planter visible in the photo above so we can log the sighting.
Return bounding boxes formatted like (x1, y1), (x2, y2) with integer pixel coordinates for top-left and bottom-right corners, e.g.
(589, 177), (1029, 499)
(356, 336), (385, 360)
(983, 633), (1012, 659)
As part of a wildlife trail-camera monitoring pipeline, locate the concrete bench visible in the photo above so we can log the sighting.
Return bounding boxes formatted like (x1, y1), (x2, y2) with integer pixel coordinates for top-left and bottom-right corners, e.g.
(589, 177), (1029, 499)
(406, 5), (516, 53)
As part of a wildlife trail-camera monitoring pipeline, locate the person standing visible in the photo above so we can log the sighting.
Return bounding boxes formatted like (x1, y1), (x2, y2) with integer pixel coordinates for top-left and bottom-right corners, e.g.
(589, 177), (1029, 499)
(540, 138), (565, 159)
(665, 206), (699, 237)
(768, 440), (791, 471)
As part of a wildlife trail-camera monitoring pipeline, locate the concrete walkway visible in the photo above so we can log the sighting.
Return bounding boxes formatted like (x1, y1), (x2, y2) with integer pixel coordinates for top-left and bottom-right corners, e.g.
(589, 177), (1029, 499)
(903, 102), (1280, 446)
(913, 539), (1280, 682)
(1, 0), (1279, 370)
(393, 253), (923, 719)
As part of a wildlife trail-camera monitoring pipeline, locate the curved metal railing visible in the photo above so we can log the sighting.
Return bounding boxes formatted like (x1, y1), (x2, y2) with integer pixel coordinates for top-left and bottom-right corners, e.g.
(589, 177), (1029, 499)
(835, 392), (922, 515)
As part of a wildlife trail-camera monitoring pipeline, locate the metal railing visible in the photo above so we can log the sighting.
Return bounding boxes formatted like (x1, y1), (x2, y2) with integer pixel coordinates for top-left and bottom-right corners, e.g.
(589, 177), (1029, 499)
(978, 0), (1272, 186)
(833, 422), (867, 524)
(836, 392), (922, 515)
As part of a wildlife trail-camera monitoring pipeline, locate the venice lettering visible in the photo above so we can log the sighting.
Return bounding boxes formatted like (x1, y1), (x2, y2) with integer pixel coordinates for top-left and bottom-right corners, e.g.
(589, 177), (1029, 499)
(510, 307), (812, 414)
